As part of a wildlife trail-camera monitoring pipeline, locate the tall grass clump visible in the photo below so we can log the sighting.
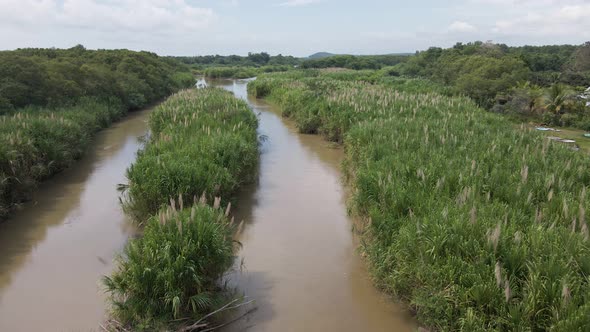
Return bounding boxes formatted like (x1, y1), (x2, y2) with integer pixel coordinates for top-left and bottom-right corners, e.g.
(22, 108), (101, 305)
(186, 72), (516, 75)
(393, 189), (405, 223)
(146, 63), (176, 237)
(122, 88), (258, 222)
(104, 201), (236, 329)
(0, 97), (125, 219)
(249, 72), (590, 331)
(106, 87), (258, 329)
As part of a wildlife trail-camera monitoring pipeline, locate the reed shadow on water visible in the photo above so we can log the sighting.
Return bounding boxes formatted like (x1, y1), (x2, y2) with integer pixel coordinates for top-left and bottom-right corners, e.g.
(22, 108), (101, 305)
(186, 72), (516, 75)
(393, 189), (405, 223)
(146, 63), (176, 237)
(219, 271), (277, 331)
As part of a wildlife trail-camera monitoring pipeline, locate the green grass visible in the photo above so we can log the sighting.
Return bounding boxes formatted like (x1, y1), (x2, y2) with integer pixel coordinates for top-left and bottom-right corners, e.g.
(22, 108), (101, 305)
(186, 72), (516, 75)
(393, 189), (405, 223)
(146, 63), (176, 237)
(249, 73), (590, 331)
(107, 87), (258, 329)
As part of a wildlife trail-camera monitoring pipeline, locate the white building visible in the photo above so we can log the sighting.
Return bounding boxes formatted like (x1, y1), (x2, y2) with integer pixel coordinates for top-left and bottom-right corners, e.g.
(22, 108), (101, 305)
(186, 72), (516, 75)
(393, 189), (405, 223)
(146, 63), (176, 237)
(581, 87), (590, 107)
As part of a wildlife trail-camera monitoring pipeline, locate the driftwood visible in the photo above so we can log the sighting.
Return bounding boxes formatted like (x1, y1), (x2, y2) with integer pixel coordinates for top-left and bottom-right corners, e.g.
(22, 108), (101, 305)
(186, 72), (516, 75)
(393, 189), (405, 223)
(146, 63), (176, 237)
(180, 298), (255, 332)
(100, 318), (131, 332)
(101, 297), (255, 332)
(200, 307), (257, 332)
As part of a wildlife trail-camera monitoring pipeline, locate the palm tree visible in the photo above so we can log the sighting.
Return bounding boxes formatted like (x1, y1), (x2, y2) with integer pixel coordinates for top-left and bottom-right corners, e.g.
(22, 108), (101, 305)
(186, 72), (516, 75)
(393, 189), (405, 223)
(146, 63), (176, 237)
(544, 83), (568, 115)
(519, 82), (544, 114)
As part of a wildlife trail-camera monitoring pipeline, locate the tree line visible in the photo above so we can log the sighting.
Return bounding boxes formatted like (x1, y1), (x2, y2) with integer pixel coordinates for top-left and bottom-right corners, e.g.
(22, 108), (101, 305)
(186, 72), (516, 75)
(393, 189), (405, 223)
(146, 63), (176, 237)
(173, 52), (300, 68)
(0, 45), (195, 113)
(300, 54), (409, 70)
(382, 41), (590, 129)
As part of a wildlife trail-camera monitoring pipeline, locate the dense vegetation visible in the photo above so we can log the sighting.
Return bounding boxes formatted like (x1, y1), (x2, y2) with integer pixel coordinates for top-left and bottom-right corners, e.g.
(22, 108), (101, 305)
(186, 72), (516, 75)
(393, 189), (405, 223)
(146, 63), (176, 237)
(390, 41), (590, 129)
(122, 88), (258, 222)
(107, 87), (258, 329)
(203, 65), (292, 79)
(301, 42), (590, 129)
(0, 46), (194, 220)
(249, 71), (590, 330)
(175, 52), (299, 69)
(301, 54), (408, 70)
(0, 45), (194, 111)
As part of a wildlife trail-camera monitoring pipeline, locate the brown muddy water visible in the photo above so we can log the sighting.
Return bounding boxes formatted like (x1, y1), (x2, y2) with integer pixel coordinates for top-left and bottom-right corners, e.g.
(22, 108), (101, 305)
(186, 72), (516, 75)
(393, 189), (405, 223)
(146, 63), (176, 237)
(0, 109), (151, 331)
(211, 79), (415, 332)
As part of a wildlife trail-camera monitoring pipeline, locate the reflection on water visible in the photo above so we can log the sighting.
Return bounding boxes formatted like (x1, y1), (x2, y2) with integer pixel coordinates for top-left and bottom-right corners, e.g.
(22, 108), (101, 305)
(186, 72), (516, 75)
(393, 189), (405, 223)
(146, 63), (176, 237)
(211, 79), (415, 332)
(0, 109), (151, 332)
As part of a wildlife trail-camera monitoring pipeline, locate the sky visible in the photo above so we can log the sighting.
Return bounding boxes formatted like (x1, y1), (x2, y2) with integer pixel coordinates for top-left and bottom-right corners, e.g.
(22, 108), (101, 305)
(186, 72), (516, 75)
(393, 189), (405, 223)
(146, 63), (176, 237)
(0, 0), (589, 56)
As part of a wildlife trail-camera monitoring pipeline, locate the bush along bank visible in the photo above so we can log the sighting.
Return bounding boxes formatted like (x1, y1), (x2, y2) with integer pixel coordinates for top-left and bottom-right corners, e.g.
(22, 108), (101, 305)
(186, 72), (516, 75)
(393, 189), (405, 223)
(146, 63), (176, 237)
(0, 48), (195, 221)
(248, 73), (590, 331)
(105, 88), (259, 330)
(0, 98), (126, 219)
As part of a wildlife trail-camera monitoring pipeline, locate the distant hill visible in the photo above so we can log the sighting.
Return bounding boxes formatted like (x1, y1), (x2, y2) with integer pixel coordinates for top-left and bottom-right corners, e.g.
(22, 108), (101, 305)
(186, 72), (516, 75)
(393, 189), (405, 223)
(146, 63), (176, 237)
(308, 52), (337, 59)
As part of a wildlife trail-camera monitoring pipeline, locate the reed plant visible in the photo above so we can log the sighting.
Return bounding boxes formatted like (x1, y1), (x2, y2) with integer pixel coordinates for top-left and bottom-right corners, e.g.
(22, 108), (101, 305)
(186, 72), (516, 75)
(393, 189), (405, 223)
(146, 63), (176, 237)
(249, 72), (590, 330)
(122, 88), (258, 222)
(104, 200), (236, 328)
(0, 97), (125, 219)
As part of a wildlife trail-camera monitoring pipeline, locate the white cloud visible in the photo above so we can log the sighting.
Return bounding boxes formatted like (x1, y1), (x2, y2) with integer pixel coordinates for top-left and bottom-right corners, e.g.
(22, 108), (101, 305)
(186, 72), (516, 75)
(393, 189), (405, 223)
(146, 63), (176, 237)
(492, 3), (590, 37)
(0, 0), (588, 56)
(472, 0), (584, 6)
(448, 21), (477, 33)
(278, 0), (320, 7)
(0, 0), (217, 33)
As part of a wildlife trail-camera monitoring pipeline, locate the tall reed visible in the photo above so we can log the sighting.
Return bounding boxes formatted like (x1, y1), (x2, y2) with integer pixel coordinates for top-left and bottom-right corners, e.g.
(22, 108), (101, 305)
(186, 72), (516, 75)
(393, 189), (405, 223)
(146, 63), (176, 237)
(250, 72), (590, 331)
(122, 88), (259, 222)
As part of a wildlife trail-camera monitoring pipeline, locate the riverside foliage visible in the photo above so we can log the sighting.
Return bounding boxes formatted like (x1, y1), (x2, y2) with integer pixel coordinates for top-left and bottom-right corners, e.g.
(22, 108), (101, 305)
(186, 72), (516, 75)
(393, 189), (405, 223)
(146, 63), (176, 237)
(107, 87), (258, 328)
(0, 46), (194, 220)
(0, 98), (125, 218)
(249, 72), (590, 330)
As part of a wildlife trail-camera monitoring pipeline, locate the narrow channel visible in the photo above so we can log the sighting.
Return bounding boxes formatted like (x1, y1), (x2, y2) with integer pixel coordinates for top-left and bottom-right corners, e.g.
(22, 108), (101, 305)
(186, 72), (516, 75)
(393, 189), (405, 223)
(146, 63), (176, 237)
(211, 79), (415, 332)
(0, 108), (151, 331)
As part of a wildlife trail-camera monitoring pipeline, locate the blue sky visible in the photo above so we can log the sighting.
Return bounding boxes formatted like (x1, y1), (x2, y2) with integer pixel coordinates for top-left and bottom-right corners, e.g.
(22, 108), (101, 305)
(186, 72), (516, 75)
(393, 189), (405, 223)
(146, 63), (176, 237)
(1, 0), (589, 56)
